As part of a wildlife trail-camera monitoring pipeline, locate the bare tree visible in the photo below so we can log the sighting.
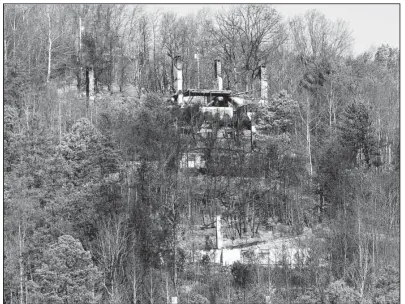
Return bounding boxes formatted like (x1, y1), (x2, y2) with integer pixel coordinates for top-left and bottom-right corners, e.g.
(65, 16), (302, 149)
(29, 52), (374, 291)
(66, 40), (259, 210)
(213, 5), (286, 91)
(96, 215), (129, 303)
(289, 9), (353, 60)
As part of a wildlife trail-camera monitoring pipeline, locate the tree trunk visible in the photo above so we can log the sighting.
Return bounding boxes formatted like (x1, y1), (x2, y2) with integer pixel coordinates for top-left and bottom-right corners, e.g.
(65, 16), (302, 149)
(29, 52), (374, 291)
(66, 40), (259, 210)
(306, 97), (313, 177)
(86, 67), (89, 99)
(88, 66), (95, 122)
(170, 57), (175, 94)
(47, 8), (52, 84)
(372, 194), (377, 288)
(132, 266), (137, 304)
(251, 198), (256, 236)
(150, 271), (154, 304)
(28, 47), (31, 80)
(166, 271), (169, 304)
(343, 184), (348, 277)
(329, 81), (333, 128)
(357, 189), (368, 300)
(388, 141), (392, 167)
(357, 198), (362, 272)
(77, 14), (83, 91)
(173, 203), (178, 293)
(58, 97), (62, 145)
(4, 39), (8, 78)
(108, 10), (113, 92)
(19, 223), (24, 304)
(25, 277), (28, 304)
(13, 14), (16, 69)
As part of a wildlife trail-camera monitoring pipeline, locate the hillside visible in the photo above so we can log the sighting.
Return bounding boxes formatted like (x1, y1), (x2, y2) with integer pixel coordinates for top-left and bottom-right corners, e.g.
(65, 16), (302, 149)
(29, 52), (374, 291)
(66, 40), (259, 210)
(4, 4), (399, 304)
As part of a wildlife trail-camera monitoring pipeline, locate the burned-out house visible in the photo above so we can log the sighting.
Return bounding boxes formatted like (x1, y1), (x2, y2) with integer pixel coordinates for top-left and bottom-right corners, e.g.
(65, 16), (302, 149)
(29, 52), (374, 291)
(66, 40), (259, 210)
(171, 56), (269, 173)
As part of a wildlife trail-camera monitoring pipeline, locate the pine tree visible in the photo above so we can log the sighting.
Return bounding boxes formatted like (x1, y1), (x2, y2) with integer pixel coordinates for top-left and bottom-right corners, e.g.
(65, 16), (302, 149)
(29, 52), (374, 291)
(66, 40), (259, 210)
(33, 235), (101, 303)
(338, 102), (379, 167)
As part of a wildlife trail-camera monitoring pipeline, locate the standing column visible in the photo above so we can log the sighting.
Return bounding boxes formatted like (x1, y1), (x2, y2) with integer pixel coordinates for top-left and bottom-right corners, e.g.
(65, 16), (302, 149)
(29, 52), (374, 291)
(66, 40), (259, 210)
(174, 55), (183, 105)
(216, 214), (223, 249)
(214, 59), (223, 91)
(195, 52), (200, 89)
(260, 65), (268, 100)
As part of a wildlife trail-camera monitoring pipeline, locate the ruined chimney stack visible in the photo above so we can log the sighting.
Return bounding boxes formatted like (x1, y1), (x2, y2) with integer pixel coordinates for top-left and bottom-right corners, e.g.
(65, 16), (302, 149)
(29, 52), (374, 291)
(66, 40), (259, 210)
(260, 65), (268, 100)
(174, 55), (183, 105)
(214, 59), (223, 91)
(216, 214), (223, 249)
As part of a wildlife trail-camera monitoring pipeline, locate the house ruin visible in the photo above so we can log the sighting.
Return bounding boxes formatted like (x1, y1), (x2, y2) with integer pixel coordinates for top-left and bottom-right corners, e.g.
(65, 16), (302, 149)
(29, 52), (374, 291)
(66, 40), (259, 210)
(173, 56), (269, 250)
(174, 56), (269, 173)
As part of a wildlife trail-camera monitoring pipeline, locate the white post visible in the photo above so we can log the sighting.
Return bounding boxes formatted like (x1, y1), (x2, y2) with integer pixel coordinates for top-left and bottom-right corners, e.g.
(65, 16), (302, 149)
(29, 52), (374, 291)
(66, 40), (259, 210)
(171, 296), (178, 304)
(174, 56), (183, 105)
(215, 59), (223, 91)
(260, 65), (268, 100)
(216, 214), (223, 249)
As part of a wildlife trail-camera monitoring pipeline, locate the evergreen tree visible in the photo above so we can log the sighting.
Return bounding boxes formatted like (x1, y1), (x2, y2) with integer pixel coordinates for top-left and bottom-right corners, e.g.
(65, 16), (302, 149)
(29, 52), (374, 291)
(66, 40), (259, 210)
(33, 235), (101, 303)
(338, 102), (379, 167)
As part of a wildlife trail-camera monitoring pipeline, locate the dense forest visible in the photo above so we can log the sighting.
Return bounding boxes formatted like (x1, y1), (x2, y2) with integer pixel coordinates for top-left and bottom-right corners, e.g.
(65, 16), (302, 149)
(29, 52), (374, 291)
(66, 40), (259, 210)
(3, 4), (399, 304)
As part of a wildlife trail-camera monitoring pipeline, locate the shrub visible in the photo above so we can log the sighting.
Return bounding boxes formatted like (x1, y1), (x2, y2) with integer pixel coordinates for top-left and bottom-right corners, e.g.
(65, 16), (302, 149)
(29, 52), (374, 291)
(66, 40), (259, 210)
(373, 266), (399, 304)
(190, 293), (210, 304)
(201, 254), (210, 266)
(325, 279), (360, 304)
(292, 289), (322, 304)
(205, 235), (214, 250)
(231, 261), (256, 289)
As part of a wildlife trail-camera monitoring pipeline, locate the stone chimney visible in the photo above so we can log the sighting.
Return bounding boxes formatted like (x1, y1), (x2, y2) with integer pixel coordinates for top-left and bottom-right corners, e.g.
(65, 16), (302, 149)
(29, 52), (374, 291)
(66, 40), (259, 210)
(216, 214), (223, 249)
(260, 65), (268, 100)
(214, 59), (223, 91)
(174, 55), (183, 105)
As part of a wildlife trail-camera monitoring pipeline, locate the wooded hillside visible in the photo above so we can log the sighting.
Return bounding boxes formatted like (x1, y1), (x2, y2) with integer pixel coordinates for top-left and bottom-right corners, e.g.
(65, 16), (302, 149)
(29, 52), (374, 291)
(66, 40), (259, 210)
(4, 4), (399, 304)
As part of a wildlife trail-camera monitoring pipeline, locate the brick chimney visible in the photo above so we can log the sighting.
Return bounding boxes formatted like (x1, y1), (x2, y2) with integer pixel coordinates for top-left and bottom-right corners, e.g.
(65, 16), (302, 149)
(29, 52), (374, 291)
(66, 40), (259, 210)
(260, 65), (268, 100)
(216, 214), (223, 249)
(214, 59), (223, 91)
(174, 55), (183, 105)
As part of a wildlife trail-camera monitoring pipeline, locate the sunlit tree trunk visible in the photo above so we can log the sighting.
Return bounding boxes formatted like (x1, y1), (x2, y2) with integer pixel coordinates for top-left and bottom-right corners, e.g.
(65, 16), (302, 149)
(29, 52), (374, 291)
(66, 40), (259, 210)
(149, 270), (155, 304)
(46, 7), (52, 83)
(132, 267), (137, 304)
(58, 97), (62, 145)
(166, 271), (170, 304)
(329, 80), (333, 128)
(172, 194), (178, 293)
(306, 97), (313, 177)
(77, 14), (83, 91)
(18, 223), (24, 304)
(4, 38), (8, 78)
(13, 13), (16, 69)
